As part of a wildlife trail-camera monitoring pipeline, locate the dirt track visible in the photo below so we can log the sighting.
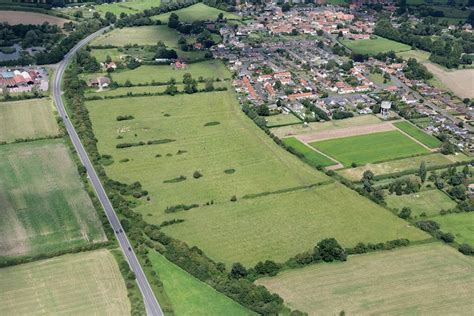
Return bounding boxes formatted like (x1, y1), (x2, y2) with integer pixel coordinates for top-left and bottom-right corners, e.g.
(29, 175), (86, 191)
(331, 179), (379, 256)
(297, 122), (396, 143)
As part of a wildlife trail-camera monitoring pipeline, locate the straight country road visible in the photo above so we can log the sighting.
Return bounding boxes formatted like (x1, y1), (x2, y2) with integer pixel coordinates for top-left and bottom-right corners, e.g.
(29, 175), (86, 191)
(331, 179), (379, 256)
(52, 27), (163, 316)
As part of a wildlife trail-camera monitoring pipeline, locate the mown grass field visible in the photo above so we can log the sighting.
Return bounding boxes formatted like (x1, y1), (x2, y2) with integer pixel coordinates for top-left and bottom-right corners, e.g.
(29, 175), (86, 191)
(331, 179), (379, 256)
(0, 249), (130, 315)
(311, 130), (430, 167)
(86, 90), (428, 266)
(151, 3), (240, 23)
(95, 0), (161, 15)
(433, 213), (474, 245)
(397, 49), (431, 62)
(394, 121), (441, 148)
(337, 152), (470, 181)
(386, 189), (457, 217)
(340, 36), (411, 55)
(111, 61), (231, 84)
(0, 98), (59, 143)
(0, 140), (106, 258)
(258, 243), (474, 315)
(282, 137), (336, 167)
(265, 113), (301, 127)
(148, 251), (254, 315)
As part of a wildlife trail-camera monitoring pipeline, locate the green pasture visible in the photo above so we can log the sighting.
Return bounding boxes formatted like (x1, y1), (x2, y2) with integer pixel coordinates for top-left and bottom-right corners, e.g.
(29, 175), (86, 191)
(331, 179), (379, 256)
(264, 113), (301, 127)
(433, 213), (474, 245)
(282, 137), (336, 167)
(340, 36), (411, 55)
(394, 121), (441, 148)
(0, 140), (106, 259)
(151, 3), (240, 23)
(311, 130), (430, 167)
(385, 189), (457, 217)
(95, 0), (161, 15)
(258, 243), (474, 315)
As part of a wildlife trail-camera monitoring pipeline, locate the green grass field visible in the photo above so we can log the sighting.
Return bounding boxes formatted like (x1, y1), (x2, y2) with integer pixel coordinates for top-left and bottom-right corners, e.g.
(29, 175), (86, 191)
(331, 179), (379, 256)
(310, 130), (430, 167)
(337, 153), (469, 181)
(282, 137), (336, 167)
(340, 36), (411, 55)
(86, 89), (427, 266)
(0, 140), (106, 258)
(110, 60), (231, 84)
(0, 249), (130, 315)
(258, 243), (474, 315)
(386, 189), (457, 217)
(152, 3), (240, 23)
(394, 121), (441, 148)
(265, 113), (301, 127)
(433, 213), (474, 245)
(148, 251), (254, 315)
(397, 49), (431, 62)
(94, 0), (161, 15)
(0, 98), (59, 143)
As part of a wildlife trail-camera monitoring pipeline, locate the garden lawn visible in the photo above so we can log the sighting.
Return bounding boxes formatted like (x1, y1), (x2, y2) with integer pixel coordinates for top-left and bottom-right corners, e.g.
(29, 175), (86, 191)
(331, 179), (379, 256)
(310, 130), (430, 167)
(148, 251), (254, 315)
(151, 3), (240, 23)
(258, 243), (474, 315)
(265, 113), (301, 127)
(0, 250), (130, 315)
(394, 121), (441, 148)
(86, 91), (427, 266)
(433, 213), (474, 245)
(282, 137), (336, 167)
(340, 36), (411, 55)
(385, 189), (457, 217)
(111, 60), (231, 84)
(0, 140), (106, 259)
(0, 98), (59, 143)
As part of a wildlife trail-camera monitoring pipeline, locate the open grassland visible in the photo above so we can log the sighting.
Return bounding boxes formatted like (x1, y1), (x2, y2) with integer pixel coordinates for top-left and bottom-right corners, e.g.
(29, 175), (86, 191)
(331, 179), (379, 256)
(148, 251), (254, 315)
(397, 49), (431, 62)
(111, 61), (231, 84)
(311, 130), (430, 167)
(0, 10), (70, 26)
(340, 36), (411, 55)
(0, 249), (130, 315)
(337, 153), (470, 181)
(161, 183), (428, 266)
(258, 243), (474, 315)
(0, 98), (59, 143)
(0, 140), (105, 258)
(423, 63), (474, 99)
(271, 114), (381, 138)
(394, 121), (441, 148)
(265, 113), (301, 127)
(86, 90), (427, 266)
(282, 137), (336, 167)
(433, 213), (474, 245)
(151, 3), (240, 23)
(386, 189), (457, 217)
(95, 0), (161, 15)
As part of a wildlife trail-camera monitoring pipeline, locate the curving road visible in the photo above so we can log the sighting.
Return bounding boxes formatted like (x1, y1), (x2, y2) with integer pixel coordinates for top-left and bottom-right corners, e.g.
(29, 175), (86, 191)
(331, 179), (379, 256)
(52, 27), (163, 316)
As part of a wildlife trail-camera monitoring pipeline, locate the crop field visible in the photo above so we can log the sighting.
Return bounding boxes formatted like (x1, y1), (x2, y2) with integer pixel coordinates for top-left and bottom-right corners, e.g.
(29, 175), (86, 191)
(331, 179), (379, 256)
(424, 63), (474, 99)
(148, 251), (254, 315)
(86, 90), (428, 266)
(110, 61), (231, 84)
(386, 189), (457, 217)
(337, 153), (470, 181)
(265, 113), (301, 127)
(95, 0), (161, 15)
(433, 213), (474, 245)
(310, 130), (430, 167)
(0, 250), (130, 315)
(151, 3), (241, 23)
(0, 10), (70, 26)
(340, 36), (411, 55)
(282, 137), (336, 167)
(394, 121), (441, 148)
(0, 140), (106, 258)
(258, 243), (474, 315)
(271, 114), (382, 138)
(0, 98), (59, 143)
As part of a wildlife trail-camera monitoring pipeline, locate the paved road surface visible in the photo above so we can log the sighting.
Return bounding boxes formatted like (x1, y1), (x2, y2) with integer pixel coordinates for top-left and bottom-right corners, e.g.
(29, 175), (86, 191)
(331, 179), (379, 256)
(52, 27), (163, 316)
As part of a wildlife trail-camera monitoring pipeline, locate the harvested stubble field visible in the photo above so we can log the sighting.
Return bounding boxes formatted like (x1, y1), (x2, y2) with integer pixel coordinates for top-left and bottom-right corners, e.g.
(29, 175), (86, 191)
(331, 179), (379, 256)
(433, 212), (474, 245)
(423, 63), (474, 99)
(0, 98), (59, 143)
(258, 243), (474, 315)
(386, 189), (458, 217)
(0, 10), (70, 26)
(0, 249), (130, 315)
(0, 140), (106, 258)
(148, 251), (254, 315)
(311, 130), (430, 167)
(86, 90), (428, 266)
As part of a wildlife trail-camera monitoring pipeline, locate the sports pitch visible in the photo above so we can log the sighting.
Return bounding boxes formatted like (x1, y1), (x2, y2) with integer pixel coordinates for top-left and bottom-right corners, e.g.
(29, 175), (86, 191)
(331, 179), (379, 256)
(310, 130), (430, 167)
(258, 243), (474, 315)
(0, 140), (106, 258)
(0, 249), (130, 315)
(0, 99), (59, 143)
